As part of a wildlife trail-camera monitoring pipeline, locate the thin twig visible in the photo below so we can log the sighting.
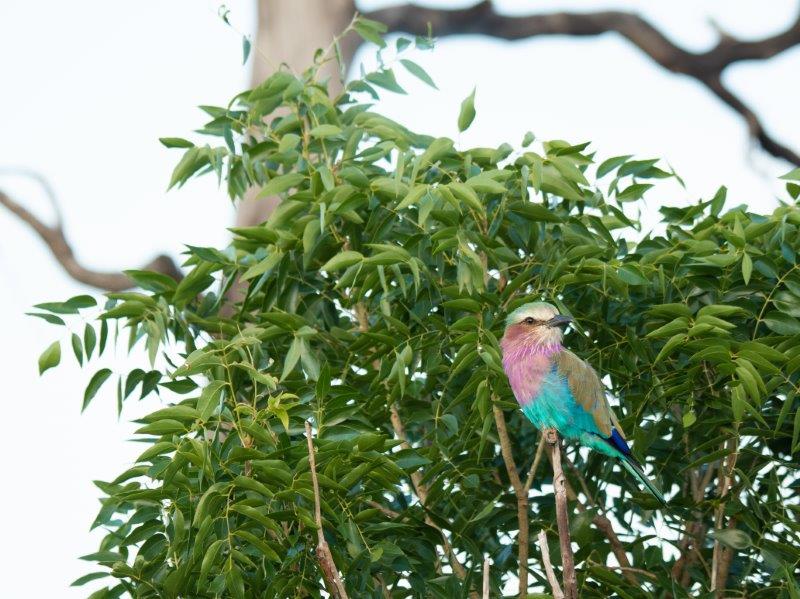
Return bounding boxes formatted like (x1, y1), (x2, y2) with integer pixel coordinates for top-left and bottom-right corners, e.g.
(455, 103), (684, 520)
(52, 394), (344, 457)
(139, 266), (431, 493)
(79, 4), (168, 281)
(482, 556), (491, 599)
(537, 530), (565, 599)
(305, 421), (348, 599)
(588, 560), (658, 581)
(546, 428), (578, 599)
(523, 434), (546, 493)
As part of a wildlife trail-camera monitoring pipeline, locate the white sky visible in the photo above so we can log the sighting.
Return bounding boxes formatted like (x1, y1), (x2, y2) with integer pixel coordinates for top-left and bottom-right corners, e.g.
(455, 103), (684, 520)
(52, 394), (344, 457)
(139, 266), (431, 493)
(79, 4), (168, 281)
(0, 1), (798, 595)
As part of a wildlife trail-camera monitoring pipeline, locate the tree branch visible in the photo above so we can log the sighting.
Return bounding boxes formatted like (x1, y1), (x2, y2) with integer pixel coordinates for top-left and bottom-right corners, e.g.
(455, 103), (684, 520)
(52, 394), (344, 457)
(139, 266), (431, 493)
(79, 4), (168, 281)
(0, 184), (182, 291)
(389, 402), (468, 580)
(537, 530), (565, 599)
(305, 421), (349, 599)
(704, 76), (800, 165)
(543, 439), (640, 585)
(492, 404), (529, 598)
(354, 300), (469, 582)
(545, 429), (578, 599)
(482, 556), (490, 599)
(710, 436), (739, 596)
(365, 1), (800, 165)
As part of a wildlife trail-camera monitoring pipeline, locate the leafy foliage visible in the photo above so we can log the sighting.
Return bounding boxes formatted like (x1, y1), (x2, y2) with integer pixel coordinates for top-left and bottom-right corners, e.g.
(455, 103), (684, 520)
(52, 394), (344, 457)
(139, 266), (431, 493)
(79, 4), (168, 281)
(35, 18), (800, 599)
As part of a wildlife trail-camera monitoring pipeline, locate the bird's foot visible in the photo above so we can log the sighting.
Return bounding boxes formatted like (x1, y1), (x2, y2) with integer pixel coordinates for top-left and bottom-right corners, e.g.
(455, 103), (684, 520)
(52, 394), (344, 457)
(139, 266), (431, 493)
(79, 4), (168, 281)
(544, 428), (559, 446)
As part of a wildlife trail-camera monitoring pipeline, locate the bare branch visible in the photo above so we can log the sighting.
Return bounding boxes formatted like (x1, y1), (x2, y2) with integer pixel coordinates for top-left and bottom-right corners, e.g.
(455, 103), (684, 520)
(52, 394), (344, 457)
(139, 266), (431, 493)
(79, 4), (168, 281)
(587, 511), (637, 585)
(545, 429), (578, 599)
(710, 436), (739, 596)
(0, 185), (182, 292)
(482, 556), (490, 599)
(365, 1), (800, 165)
(537, 530), (565, 599)
(305, 421), (349, 599)
(523, 433), (546, 493)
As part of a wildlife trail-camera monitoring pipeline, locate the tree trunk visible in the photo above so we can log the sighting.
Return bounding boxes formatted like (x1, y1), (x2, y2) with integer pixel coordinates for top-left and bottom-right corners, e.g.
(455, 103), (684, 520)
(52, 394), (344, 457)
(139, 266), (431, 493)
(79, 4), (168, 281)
(236, 0), (359, 229)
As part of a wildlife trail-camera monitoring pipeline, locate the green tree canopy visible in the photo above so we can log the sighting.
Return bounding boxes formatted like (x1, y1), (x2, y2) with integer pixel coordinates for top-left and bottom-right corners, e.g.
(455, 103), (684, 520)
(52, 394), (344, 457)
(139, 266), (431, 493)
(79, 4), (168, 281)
(36, 19), (800, 598)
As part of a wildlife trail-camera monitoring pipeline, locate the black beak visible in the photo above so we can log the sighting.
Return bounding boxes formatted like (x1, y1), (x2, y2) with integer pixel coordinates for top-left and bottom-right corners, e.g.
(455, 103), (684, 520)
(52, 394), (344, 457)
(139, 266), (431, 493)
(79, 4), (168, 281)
(546, 315), (573, 328)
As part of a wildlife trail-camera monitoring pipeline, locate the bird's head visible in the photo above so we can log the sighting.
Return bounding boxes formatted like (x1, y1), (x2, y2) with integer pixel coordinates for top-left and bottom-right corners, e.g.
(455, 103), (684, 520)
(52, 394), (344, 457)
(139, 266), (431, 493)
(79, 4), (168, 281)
(501, 302), (572, 353)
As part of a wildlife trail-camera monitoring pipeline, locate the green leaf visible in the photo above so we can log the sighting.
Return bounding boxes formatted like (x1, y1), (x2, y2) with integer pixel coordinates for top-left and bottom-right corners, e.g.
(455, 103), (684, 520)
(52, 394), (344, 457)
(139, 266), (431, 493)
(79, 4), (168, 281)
(278, 133), (301, 153)
(616, 183), (653, 202)
(199, 539), (225, 581)
(399, 59), (437, 89)
(135, 419), (187, 436)
(617, 265), (649, 285)
(242, 35), (251, 65)
(34, 294), (95, 314)
(397, 185), (428, 210)
(710, 186), (727, 215)
(282, 337), (302, 380)
(70, 572), (109, 586)
(353, 17), (387, 48)
(443, 299), (481, 312)
(509, 202), (562, 222)
(172, 262), (216, 307)
(98, 320), (108, 355)
(159, 137), (194, 149)
(299, 339), (320, 380)
(741, 252), (753, 285)
(71, 333), (83, 366)
(167, 146), (212, 190)
(458, 87), (476, 132)
(762, 312), (800, 335)
(779, 167), (800, 181)
(27, 312), (65, 326)
(320, 250), (363, 272)
(654, 333), (685, 364)
(242, 251), (283, 281)
(522, 131), (535, 147)
(597, 155), (632, 178)
(309, 124), (342, 138)
(365, 69), (406, 94)
(82, 368), (112, 412)
(80, 551), (123, 563)
(198, 380), (227, 421)
(466, 174), (506, 195)
(713, 528), (751, 550)
(255, 173), (306, 199)
(38, 341), (61, 375)
(84, 324), (97, 360)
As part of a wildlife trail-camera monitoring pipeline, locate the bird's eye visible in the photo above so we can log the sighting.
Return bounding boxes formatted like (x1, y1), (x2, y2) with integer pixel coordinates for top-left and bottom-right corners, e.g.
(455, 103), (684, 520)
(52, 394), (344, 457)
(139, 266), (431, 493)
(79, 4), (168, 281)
(524, 317), (536, 325)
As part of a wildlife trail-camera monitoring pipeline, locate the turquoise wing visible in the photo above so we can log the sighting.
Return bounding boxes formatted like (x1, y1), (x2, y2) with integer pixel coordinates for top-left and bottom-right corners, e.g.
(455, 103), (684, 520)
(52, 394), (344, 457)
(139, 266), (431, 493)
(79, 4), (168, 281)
(520, 365), (608, 442)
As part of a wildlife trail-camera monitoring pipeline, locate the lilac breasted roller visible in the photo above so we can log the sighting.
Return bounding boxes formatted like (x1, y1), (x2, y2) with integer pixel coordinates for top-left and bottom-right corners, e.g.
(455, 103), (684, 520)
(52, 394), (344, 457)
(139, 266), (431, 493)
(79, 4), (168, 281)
(500, 301), (665, 504)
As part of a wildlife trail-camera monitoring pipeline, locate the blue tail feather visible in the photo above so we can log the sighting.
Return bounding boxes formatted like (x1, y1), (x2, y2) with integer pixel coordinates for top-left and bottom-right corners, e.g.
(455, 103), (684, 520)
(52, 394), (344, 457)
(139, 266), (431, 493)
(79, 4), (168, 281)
(598, 429), (666, 505)
(607, 428), (631, 456)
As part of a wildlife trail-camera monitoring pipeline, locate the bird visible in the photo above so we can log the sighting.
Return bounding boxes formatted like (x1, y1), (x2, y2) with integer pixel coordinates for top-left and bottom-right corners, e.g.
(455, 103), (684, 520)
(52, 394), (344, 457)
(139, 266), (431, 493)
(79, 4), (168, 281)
(500, 301), (665, 505)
